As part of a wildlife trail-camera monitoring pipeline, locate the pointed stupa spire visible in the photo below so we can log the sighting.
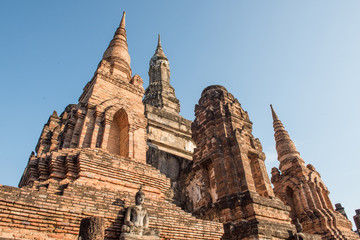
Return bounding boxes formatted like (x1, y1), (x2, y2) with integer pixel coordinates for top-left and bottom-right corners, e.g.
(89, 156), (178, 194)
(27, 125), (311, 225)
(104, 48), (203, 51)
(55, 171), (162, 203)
(102, 11), (132, 80)
(270, 105), (302, 170)
(119, 11), (126, 29)
(270, 104), (278, 121)
(157, 34), (161, 48)
(152, 34), (167, 60)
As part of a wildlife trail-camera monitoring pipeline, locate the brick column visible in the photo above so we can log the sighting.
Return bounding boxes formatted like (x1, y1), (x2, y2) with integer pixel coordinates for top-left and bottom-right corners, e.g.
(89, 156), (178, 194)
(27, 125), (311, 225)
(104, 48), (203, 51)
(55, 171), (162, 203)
(49, 128), (60, 152)
(238, 147), (256, 193)
(299, 186), (310, 211)
(78, 106), (95, 148)
(303, 183), (317, 209)
(90, 112), (103, 149)
(257, 156), (275, 197)
(79, 216), (105, 240)
(323, 190), (334, 211)
(128, 127), (135, 159)
(294, 189), (305, 214)
(100, 118), (112, 151)
(70, 112), (86, 148)
(309, 182), (323, 209)
(62, 123), (75, 148)
(317, 186), (329, 210)
(131, 123), (147, 162)
(38, 157), (49, 181)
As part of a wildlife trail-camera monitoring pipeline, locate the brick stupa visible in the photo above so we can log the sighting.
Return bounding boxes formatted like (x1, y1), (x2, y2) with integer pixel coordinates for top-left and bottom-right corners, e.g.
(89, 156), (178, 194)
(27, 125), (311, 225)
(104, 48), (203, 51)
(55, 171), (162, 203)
(0, 12), (223, 240)
(270, 105), (359, 240)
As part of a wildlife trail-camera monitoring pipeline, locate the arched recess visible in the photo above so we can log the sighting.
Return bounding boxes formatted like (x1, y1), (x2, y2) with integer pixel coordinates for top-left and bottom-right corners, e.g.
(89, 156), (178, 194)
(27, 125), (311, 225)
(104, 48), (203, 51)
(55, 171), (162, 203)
(107, 109), (129, 157)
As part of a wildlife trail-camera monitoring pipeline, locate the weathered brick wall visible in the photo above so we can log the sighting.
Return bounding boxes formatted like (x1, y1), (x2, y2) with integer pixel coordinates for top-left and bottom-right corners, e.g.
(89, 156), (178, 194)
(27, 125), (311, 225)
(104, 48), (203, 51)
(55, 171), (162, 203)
(183, 85), (305, 239)
(0, 183), (223, 240)
(145, 104), (194, 161)
(146, 147), (193, 211)
(0, 149), (223, 240)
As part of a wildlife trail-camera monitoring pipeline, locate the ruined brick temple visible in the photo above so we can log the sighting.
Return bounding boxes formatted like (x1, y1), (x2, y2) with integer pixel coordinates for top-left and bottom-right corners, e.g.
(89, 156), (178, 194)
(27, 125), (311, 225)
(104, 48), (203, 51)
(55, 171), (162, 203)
(0, 12), (358, 240)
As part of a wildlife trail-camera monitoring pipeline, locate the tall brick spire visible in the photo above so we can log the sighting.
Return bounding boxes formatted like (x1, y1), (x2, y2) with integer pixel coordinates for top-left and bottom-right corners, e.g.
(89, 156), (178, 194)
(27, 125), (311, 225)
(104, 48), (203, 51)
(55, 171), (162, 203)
(143, 35), (180, 114)
(270, 105), (358, 239)
(270, 104), (302, 171)
(102, 11), (132, 81)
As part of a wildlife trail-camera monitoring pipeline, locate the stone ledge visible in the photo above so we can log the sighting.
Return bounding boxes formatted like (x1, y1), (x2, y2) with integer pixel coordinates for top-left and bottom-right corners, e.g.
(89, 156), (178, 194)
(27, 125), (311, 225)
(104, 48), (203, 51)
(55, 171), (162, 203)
(145, 104), (192, 126)
(120, 233), (160, 240)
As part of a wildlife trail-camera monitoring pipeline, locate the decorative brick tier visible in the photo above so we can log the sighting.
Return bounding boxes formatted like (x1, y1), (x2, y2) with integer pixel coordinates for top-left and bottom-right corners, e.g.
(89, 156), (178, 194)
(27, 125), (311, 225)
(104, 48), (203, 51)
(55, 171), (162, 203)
(270, 105), (359, 240)
(0, 149), (223, 240)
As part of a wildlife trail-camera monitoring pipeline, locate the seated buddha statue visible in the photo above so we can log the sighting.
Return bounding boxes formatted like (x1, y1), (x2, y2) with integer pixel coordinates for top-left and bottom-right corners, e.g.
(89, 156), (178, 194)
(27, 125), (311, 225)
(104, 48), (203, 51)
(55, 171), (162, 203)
(121, 185), (158, 237)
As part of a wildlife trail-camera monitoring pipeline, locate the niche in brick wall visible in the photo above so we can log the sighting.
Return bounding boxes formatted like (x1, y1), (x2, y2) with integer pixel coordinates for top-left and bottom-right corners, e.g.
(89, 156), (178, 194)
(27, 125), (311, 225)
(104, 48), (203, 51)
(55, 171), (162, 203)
(107, 109), (129, 157)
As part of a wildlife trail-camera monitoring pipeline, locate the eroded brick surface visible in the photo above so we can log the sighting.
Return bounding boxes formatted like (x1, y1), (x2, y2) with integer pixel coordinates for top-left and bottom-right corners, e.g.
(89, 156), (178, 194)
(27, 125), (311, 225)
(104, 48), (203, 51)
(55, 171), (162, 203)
(270, 105), (358, 240)
(1, 148), (224, 240)
(183, 85), (307, 239)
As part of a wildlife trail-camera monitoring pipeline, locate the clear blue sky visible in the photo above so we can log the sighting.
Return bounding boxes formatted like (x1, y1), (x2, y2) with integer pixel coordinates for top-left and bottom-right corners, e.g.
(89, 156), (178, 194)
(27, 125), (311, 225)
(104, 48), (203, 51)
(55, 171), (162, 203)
(0, 1), (359, 228)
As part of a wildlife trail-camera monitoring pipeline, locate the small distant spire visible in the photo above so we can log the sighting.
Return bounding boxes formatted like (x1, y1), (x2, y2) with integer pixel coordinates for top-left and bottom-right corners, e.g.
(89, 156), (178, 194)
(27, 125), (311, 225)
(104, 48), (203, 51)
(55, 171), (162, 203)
(271, 105), (301, 170)
(270, 104), (279, 121)
(158, 34), (161, 48)
(52, 110), (58, 117)
(120, 11), (126, 29)
(151, 34), (167, 60)
(145, 34), (180, 113)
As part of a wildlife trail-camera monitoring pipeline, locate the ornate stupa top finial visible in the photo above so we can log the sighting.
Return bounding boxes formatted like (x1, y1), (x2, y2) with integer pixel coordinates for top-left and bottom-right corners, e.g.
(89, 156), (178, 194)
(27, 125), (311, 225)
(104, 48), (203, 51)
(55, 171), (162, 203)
(270, 104), (279, 121)
(157, 34), (161, 48)
(120, 11), (126, 29)
(152, 34), (167, 61)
